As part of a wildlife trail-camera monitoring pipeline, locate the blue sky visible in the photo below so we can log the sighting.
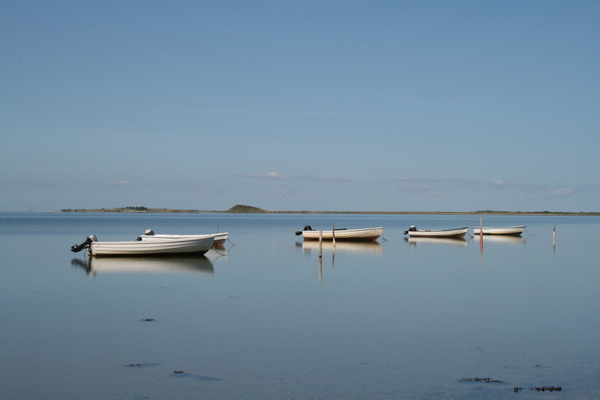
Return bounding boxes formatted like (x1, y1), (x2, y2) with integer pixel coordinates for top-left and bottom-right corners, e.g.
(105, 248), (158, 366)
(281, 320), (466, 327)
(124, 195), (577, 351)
(1, 1), (598, 212)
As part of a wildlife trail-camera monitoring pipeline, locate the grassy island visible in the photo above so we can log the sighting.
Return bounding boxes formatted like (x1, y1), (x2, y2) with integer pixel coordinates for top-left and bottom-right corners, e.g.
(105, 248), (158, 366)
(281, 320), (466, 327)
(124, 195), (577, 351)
(58, 205), (599, 216)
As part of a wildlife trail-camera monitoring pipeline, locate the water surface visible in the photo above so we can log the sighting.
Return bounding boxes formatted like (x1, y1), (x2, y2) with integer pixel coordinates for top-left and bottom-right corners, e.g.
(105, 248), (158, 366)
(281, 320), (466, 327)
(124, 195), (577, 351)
(0, 212), (598, 399)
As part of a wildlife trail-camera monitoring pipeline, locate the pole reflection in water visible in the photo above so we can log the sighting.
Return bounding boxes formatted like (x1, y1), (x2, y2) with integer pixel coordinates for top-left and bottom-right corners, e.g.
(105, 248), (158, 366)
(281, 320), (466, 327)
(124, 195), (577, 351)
(318, 256), (322, 285)
(300, 240), (383, 284)
(472, 233), (527, 267)
(332, 225), (336, 268)
(480, 217), (483, 267)
(553, 223), (556, 253)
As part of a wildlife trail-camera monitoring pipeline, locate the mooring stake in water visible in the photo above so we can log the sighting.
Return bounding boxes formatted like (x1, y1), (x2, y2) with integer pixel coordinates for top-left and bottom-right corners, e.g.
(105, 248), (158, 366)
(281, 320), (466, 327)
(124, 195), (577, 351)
(318, 256), (323, 285)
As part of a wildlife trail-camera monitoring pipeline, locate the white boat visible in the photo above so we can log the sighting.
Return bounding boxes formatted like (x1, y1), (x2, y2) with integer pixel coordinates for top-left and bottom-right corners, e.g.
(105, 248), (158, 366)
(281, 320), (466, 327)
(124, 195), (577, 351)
(71, 235), (214, 256)
(472, 225), (526, 236)
(138, 229), (228, 247)
(296, 226), (383, 241)
(403, 226), (468, 238)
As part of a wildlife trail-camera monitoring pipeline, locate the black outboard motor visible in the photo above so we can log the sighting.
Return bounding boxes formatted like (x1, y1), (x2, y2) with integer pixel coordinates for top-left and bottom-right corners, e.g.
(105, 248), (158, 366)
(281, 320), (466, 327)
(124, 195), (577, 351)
(403, 225), (417, 235)
(137, 229), (154, 241)
(71, 235), (97, 253)
(295, 225), (313, 235)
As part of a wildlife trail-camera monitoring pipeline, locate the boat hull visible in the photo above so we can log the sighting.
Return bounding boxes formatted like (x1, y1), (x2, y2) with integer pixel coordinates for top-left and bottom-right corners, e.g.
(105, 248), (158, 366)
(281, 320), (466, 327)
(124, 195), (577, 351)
(472, 226), (526, 236)
(405, 227), (468, 238)
(90, 237), (214, 256)
(139, 232), (228, 246)
(301, 227), (383, 241)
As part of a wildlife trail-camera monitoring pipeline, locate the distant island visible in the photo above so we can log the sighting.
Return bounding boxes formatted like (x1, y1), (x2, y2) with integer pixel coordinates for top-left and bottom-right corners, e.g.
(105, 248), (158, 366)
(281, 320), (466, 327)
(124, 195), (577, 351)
(58, 204), (599, 216)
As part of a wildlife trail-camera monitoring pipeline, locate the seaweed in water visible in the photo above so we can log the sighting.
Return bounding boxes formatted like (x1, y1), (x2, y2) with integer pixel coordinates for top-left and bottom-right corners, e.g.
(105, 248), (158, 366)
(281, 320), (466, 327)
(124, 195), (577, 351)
(123, 363), (161, 368)
(458, 377), (505, 383)
(533, 386), (562, 392)
(514, 385), (563, 393)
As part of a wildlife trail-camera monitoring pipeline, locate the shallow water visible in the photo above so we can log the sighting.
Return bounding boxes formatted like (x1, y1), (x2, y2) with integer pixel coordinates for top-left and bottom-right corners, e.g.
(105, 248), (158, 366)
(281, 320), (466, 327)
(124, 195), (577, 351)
(0, 212), (598, 399)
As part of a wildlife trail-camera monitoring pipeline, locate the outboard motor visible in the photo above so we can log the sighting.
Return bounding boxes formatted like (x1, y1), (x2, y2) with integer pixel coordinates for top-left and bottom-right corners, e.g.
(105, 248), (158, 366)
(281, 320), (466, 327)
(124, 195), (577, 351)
(295, 225), (313, 235)
(137, 229), (155, 241)
(404, 225), (417, 235)
(71, 235), (97, 253)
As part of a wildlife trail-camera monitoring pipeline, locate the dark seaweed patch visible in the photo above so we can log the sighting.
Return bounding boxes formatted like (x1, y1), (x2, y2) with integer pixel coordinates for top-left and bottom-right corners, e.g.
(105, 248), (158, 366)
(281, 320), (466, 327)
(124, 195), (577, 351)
(123, 363), (161, 368)
(458, 377), (505, 383)
(533, 386), (562, 392)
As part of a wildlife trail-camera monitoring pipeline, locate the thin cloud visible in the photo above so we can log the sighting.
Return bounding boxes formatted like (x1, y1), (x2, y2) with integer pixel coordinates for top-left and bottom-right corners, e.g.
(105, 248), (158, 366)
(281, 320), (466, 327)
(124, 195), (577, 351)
(305, 174), (353, 182)
(397, 185), (444, 196)
(392, 177), (439, 183)
(236, 172), (286, 180)
(197, 109), (417, 118)
(392, 176), (577, 199)
(254, 172), (285, 180)
(235, 172), (352, 182)
(521, 187), (575, 200)
(270, 188), (292, 199)
(105, 181), (133, 186)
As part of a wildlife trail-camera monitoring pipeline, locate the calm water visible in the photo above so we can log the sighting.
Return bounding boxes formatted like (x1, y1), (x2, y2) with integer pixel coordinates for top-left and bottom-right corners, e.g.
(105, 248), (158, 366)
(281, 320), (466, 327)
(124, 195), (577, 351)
(0, 212), (598, 400)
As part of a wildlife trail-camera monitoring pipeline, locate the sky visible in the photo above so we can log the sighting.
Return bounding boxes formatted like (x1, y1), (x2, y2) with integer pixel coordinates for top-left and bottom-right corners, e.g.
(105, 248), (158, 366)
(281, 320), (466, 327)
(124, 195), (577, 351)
(1, 0), (599, 212)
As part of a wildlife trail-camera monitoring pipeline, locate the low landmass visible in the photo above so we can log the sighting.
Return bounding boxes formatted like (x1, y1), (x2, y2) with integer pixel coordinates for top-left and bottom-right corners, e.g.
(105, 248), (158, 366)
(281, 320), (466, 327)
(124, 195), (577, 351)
(58, 205), (599, 216)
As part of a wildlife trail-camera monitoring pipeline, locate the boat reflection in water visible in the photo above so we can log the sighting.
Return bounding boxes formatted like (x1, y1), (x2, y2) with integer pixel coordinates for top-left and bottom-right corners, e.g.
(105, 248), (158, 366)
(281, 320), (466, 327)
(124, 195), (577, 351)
(405, 237), (468, 247)
(300, 240), (383, 255)
(206, 247), (228, 260)
(473, 235), (526, 245)
(295, 240), (383, 285)
(72, 254), (214, 277)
